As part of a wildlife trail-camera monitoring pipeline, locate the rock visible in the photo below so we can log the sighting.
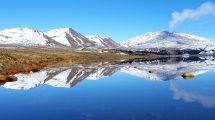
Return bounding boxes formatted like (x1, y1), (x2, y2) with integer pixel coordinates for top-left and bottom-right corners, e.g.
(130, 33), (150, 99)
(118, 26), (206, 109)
(182, 73), (194, 79)
(0, 81), (6, 86)
(31, 67), (40, 72)
(149, 70), (155, 73)
(7, 76), (18, 82)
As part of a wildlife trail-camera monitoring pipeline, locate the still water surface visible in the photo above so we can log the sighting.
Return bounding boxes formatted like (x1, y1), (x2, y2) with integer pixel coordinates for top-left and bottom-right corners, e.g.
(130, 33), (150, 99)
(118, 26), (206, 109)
(0, 57), (215, 120)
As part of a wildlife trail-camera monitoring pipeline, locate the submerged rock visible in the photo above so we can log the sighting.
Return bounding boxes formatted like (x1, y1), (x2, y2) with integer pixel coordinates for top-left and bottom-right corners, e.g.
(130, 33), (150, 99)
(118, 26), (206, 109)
(182, 73), (194, 79)
(148, 70), (155, 73)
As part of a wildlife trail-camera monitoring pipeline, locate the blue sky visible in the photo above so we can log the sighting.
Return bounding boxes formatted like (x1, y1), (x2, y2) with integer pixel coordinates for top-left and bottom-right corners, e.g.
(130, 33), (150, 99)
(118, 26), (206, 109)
(0, 0), (215, 42)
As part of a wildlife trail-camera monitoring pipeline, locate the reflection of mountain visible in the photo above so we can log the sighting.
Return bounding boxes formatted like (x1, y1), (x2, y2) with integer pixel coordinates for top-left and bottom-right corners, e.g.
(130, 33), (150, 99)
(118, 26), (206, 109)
(87, 66), (120, 80)
(3, 65), (120, 90)
(169, 81), (215, 108)
(2, 58), (215, 110)
(2, 57), (215, 90)
(121, 58), (215, 81)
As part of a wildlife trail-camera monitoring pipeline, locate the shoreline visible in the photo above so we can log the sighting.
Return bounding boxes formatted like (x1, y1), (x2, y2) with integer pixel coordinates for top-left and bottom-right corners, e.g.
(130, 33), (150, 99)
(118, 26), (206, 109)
(0, 48), (158, 74)
(0, 48), (214, 75)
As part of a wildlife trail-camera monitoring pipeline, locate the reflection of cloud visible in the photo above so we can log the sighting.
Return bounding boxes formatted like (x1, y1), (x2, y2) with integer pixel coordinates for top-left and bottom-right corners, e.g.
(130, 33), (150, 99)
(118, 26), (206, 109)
(169, 2), (215, 31)
(169, 81), (215, 108)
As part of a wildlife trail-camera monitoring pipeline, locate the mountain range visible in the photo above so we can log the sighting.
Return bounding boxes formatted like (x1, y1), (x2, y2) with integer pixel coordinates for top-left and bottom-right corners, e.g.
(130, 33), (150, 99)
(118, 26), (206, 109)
(0, 27), (215, 53)
(0, 27), (120, 49)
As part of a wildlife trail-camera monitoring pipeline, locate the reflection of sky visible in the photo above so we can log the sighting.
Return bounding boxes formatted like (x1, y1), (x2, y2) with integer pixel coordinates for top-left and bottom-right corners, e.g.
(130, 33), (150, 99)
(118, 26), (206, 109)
(0, 71), (215, 120)
(170, 80), (215, 108)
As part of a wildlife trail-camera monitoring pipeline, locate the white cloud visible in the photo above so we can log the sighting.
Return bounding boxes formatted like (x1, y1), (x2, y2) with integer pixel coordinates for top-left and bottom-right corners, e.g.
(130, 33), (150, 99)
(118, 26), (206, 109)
(169, 2), (215, 32)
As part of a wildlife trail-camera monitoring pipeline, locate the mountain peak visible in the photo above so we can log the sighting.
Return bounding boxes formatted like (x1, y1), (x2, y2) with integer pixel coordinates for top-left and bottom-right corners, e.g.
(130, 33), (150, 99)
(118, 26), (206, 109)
(161, 31), (174, 34)
(0, 27), (42, 34)
(47, 28), (72, 33)
(86, 35), (110, 40)
(0, 27), (48, 46)
(46, 28), (95, 48)
(86, 35), (120, 48)
(48, 28), (82, 34)
(159, 31), (176, 38)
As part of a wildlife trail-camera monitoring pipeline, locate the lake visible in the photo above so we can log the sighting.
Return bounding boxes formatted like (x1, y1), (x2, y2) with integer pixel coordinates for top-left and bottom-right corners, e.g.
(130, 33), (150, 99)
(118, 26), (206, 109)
(0, 57), (215, 120)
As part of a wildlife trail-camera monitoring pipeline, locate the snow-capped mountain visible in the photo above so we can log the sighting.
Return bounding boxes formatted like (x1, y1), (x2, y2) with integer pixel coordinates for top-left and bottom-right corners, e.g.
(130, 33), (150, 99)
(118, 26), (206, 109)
(0, 27), (121, 49)
(1, 28), (214, 52)
(86, 35), (120, 48)
(46, 28), (95, 48)
(121, 31), (215, 51)
(0, 27), (64, 47)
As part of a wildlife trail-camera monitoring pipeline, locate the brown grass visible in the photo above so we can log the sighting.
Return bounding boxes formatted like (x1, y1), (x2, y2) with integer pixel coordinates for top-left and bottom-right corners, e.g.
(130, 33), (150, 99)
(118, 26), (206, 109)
(0, 48), (159, 74)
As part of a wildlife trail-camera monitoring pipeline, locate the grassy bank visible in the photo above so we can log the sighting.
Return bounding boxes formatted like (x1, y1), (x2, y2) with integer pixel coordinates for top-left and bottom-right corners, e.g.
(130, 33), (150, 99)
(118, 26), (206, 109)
(0, 48), (158, 68)
(0, 48), (158, 83)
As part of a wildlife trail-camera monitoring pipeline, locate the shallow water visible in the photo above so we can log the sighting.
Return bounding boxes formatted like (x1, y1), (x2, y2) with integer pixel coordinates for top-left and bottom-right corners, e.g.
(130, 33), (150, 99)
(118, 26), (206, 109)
(0, 57), (215, 120)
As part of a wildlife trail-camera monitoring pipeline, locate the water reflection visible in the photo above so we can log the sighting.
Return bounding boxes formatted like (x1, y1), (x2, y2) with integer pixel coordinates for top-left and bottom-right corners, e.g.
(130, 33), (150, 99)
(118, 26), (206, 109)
(2, 56), (215, 90)
(169, 81), (215, 108)
(2, 65), (120, 89)
(2, 56), (215, 109)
